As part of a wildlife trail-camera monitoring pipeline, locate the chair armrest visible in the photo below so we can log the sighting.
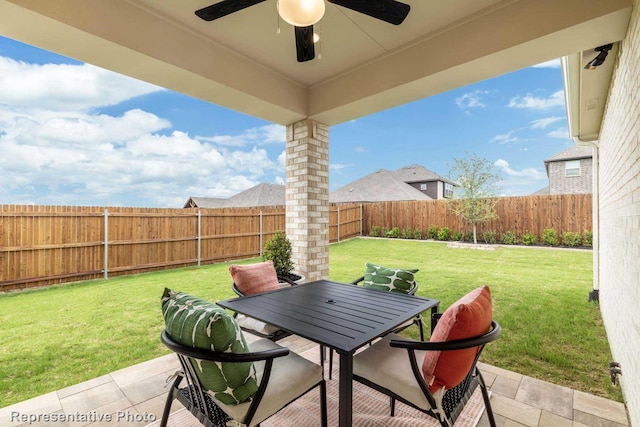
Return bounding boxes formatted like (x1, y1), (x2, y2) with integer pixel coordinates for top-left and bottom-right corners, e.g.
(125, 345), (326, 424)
(161, 330), (290, 362)
(389, 320), (501, 351)
(277, 275), (298, 286)
(351, 276), (364, 285)
(232, 282), (244, 297)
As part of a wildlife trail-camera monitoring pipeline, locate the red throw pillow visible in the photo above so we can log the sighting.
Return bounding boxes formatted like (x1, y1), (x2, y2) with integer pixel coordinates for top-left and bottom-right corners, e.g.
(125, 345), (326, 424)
(421, 285), (493, 393)
(229, 261), (280, 295)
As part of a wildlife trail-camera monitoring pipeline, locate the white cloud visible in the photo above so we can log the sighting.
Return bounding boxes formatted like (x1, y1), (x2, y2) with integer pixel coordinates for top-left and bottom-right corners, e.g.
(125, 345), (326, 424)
(495, 159), (547, 195)
(495, 159), (546, 179)
(547, 127), (569, 139)
(330, 163), (353, 171)
(0, 56), (162, 111)
(198, 124), (285, 147)
(455, 90), (489, 109)
(0, 55), (286, 207)
(530, 116), (563, 129)
(354, 146), (368, 153)
(508, 90), (565, 110)
(490, 130), (519, 144)
(531, 59), (561, 68)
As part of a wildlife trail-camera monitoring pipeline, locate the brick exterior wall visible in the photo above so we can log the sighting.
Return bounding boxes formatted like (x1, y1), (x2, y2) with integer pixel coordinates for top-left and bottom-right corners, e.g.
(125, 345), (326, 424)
(285, 119), (330, 281)
(548, 158), (593, 194)
(597, 0), (640, 423)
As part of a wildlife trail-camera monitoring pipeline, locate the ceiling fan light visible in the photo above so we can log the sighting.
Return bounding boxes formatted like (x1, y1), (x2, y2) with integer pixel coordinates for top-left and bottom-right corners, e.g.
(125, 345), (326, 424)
(278, 0), (325, 27)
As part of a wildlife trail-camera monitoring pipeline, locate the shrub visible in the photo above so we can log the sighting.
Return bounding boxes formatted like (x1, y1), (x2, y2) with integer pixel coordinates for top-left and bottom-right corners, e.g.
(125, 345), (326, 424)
(369, 226), (381, 237)
(451, 230), (463, 241)
(413, 229), (423, 240)
(387, 227), (400, 238)
(262, 231), (294, 276)
(541, 228), (559, 246)
(437, 227), (451, 241)
(481, 230), (497, 244)
(562, 231), (582, 247)
(400, 227), (414, 239)
(427, 225), (438, 239)
(381, 227), (390, 237)
(522, 232), (537, 246)
(583, 229), (593, 247)
(502, 231), (518, 245)
(463, 231), (474, 242)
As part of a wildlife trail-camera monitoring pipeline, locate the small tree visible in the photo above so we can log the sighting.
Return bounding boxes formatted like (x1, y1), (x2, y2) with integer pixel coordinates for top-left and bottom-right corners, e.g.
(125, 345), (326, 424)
(448, 153), (502, 244)
(262, 231), (294, 277)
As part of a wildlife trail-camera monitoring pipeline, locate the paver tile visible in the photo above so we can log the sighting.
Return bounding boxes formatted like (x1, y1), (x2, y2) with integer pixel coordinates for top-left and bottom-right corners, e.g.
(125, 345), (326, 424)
(574, 391), (629, 426)
(516, 376), (573, 419)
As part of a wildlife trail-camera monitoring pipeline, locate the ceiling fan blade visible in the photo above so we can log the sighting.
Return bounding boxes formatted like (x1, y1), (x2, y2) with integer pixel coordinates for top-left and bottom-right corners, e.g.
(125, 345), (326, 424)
(295, 25), (315, 63)
(195, 0), (267, 21)
(328, 0), (410, 25)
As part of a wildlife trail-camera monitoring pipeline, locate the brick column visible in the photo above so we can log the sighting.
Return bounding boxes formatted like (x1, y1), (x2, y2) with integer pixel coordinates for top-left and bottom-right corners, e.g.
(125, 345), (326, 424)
(285, 119), (329, 281)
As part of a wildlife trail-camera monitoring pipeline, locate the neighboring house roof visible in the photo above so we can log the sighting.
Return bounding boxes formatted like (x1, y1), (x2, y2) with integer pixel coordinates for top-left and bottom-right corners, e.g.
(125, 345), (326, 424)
(224, 183), (285, 207)
(391, 164), (455, 185)
(184, 183), (285, 208)
(183, 196), (226, 208)
(330, 169), (432, 203)
(531, 186), (550, 196)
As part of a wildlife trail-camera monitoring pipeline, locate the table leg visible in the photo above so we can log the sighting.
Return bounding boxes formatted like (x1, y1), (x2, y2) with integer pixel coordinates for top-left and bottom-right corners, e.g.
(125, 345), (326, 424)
(338, 350), (353, 427)
(430, 304), (440, 333)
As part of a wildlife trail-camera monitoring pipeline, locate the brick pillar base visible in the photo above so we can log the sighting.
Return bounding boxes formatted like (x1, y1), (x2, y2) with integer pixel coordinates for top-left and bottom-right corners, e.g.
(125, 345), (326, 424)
(285, 119), (329, 281)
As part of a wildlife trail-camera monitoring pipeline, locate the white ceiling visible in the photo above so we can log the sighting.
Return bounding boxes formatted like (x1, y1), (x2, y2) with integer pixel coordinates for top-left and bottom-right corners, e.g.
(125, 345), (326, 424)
(0, 0), (632, 127)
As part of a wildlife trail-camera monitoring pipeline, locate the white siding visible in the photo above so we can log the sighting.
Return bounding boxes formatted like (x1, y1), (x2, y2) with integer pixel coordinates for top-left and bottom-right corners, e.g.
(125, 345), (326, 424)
(598, 0), (640, 423)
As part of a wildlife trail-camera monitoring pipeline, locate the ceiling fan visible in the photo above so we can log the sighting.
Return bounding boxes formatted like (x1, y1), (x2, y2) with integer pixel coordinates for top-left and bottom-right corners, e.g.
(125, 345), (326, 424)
(195, 0), (411, 62)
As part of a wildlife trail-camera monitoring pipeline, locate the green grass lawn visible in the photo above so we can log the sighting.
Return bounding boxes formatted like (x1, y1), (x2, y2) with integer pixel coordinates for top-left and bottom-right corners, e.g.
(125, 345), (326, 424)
(0, 237), (622, 407)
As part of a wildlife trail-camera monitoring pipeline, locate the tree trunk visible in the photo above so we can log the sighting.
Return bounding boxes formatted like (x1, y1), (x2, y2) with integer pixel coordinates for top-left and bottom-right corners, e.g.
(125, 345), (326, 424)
(473, 224), (477, 244)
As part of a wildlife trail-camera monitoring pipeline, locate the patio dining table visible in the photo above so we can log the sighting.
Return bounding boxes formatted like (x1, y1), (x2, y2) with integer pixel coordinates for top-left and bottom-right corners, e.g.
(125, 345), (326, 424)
(217, 279), (440, 427)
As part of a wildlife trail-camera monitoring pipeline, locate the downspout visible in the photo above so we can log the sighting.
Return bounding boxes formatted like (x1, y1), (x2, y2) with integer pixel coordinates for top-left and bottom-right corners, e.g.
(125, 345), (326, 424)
(561, 55), (600, 300)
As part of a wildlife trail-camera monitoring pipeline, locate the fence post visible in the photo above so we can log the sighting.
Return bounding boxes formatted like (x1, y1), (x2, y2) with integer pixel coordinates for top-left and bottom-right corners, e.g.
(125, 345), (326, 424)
(259, 211), (263, 257)
(337, 207), (341, 242)
(103, 208), (109, 279)
(197, 210), (202, 266)
(360, 203), (363, 236)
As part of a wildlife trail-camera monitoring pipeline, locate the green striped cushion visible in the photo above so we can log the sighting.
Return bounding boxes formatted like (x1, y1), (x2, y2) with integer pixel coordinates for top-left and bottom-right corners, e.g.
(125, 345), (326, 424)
(161, 288), (258, 404)
(362, 263), (418, 294)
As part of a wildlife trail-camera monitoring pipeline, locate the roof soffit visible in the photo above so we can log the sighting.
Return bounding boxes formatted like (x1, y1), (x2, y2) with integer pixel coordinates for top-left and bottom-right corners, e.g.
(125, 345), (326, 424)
(0, 0), (633, 126)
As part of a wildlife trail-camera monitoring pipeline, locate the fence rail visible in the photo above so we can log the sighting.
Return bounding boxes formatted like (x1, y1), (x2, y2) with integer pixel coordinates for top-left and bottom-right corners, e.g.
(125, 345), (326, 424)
(0, 195), (591, 291)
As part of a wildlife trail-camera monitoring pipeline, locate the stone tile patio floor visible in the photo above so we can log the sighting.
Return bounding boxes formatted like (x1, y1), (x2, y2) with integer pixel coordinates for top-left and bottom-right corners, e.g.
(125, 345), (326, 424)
(0, 334), (629, 427)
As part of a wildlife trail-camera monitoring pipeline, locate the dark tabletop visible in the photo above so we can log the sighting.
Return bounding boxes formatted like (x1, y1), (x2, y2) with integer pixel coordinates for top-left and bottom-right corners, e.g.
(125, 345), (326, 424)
(217, 279), (440, 353)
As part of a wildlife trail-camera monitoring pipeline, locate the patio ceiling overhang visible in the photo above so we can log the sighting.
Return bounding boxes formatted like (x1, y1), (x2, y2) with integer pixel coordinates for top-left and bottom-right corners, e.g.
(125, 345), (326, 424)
(0, 0), (632, 127)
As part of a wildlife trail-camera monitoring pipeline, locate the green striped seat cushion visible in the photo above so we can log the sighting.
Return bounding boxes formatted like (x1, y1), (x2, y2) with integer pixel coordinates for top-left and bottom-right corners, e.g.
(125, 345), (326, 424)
(161, 288), (258, 405)
(362, 263), (418, 294)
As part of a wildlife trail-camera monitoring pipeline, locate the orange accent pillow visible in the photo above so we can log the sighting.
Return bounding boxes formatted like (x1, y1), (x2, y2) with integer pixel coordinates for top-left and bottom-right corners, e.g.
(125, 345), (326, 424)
(421, 285), (493, 393)
(229, 261), (280, 296)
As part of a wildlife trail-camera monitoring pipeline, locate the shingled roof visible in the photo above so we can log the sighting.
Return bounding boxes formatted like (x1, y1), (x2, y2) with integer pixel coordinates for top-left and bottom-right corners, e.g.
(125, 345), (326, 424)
(183, 196), (226, 208)
(544, 145), (593, 163)
(184, 183), (285, 208)
(224, 183), (285, 207)
(391, 164), (455, 184)
(329, 169), (432, 203)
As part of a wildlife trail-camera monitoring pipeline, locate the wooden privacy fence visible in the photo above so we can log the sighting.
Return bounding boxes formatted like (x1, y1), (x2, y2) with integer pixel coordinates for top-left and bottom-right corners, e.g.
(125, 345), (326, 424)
(0, 204), (363, 291)
(363, 194), (593, 239)
(0, 195), (590, 291)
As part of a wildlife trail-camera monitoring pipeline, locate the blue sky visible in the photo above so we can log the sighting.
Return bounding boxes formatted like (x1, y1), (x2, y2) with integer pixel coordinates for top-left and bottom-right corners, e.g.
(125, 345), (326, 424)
(0, 35), (572, 208)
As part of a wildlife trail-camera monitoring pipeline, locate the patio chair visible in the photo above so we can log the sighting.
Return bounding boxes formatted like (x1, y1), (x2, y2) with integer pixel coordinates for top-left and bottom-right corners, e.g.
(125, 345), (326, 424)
(229, 260), (298, 341)
(160, 288), (327, 427)
(328, 263), (423, 378)
(352, 285), (501, 427)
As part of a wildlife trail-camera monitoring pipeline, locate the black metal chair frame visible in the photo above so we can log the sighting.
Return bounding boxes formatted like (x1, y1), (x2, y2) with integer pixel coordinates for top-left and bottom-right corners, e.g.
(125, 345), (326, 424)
(160, 330), (328, 427)
(231, 275), (298, 341)
(327, 276), (424, 379)
(353, 320), (501, 427)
